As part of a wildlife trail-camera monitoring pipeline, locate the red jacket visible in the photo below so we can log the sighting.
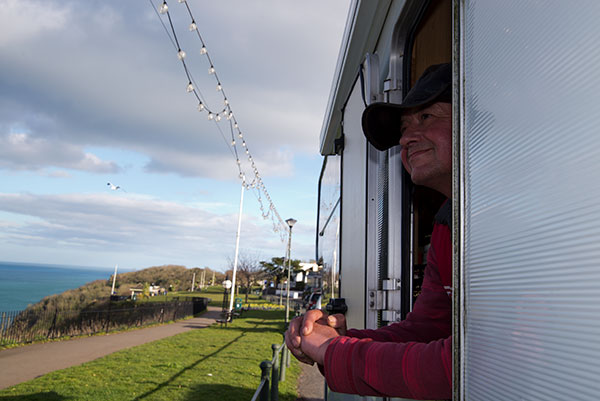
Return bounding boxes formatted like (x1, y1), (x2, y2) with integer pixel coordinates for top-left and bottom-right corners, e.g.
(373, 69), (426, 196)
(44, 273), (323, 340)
(322, 207), (452, 399)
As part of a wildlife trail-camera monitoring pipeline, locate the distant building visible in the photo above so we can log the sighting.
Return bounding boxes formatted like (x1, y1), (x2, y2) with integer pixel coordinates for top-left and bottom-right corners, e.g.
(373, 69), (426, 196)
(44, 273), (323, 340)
(296, 262), (322, 289)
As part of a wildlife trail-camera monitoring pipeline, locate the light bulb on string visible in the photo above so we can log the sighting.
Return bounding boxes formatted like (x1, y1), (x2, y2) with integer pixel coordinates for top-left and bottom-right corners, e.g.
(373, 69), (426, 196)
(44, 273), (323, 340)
(178, 0), (186, 3)
(236, 159), (241, 165)
(224, 99), (229, 106)
(238, 132), (243, 138)
(159, 2), (168, 14)
(242, 140), (246, 147)
(208, 66), (215, 74)
(234, 123), (238, 129)
(189, 22), (197, 31)
(231, 140), (236, 146)
(186, 82), (194, 92)
(197, 102), (204, 111)
(215, 114), (222, 121)
(208, 112), (214, 120)
(200, 46), (207, 55)
(216, 83), (222, 91)
(227, 112), (233, 120)
(177, 49), (186, 60)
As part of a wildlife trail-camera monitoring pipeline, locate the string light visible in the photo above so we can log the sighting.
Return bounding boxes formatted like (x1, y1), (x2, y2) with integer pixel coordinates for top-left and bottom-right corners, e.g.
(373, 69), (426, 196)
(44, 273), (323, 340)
(151, 0), (289, 237)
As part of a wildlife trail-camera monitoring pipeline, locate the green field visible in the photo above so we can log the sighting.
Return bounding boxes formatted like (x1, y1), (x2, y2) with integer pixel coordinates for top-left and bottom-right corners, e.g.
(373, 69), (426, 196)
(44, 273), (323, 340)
(0, 310), (300, 401)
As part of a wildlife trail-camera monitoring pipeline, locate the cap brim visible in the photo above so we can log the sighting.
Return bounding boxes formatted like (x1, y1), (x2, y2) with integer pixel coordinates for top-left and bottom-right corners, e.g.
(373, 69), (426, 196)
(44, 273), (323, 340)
(361, 87), (451, 151)
(361, 102), (404, 151)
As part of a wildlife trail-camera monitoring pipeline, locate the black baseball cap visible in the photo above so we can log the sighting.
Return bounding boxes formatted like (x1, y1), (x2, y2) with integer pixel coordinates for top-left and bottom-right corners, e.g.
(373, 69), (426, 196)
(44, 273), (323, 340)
(361, 63), (451, 151)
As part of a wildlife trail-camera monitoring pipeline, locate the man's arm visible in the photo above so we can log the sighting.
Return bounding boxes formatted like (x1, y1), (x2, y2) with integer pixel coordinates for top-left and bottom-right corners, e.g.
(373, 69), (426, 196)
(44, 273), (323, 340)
(323, 335), (452, 399)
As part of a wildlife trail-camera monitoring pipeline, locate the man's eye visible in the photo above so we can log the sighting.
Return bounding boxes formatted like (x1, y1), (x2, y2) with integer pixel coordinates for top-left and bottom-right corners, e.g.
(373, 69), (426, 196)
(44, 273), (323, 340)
(421, 113), (432, 121)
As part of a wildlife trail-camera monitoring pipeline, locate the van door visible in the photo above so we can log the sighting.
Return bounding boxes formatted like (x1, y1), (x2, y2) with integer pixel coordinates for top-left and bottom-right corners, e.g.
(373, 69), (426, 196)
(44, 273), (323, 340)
(458, 1), (600, 399)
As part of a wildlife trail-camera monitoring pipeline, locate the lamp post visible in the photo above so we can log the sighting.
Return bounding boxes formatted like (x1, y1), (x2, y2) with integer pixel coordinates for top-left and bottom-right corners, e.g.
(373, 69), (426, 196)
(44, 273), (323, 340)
(284, 218), (297, 323)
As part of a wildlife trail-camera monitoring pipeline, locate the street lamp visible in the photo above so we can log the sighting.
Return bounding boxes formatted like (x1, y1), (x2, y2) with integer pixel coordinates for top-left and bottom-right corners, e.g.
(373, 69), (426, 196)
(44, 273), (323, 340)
(284, 218), (297, 323)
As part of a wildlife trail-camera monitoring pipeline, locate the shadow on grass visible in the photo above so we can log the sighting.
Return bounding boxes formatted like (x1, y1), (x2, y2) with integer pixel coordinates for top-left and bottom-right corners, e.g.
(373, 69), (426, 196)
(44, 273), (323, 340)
(132, 312), (289, 401)
(133, 330), (248, 401)
(182, 383), (298, 401)
(183, 383), (254, 401)
(0, 391), (66, 401)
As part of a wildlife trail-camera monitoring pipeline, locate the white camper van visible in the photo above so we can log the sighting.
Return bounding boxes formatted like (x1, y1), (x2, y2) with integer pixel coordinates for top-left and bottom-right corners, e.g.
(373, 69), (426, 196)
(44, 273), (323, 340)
(317, 0), (600, 400)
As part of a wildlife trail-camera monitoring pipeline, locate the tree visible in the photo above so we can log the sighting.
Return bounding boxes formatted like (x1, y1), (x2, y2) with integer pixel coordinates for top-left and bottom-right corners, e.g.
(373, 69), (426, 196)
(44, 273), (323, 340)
(229, 254), (264, 302)
(260, 256), (302, 304)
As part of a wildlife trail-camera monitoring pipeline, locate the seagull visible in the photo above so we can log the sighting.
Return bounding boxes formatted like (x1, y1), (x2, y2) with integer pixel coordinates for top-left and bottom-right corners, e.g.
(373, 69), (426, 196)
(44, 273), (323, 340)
(107, 182), (126, 192)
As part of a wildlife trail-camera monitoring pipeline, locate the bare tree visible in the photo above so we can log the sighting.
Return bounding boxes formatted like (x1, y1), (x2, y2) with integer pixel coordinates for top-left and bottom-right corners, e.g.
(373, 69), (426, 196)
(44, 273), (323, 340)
(228, 252), (264, 302)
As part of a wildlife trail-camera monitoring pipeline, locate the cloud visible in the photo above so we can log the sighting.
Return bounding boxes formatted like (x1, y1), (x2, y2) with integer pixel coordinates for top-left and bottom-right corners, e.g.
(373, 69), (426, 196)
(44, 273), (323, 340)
(0, 192), (314, 268)
(0, 0), (71, 47)
(0, 132), (120, 173)
(0, 0), (349, 179)
(143, 145), (294, 179)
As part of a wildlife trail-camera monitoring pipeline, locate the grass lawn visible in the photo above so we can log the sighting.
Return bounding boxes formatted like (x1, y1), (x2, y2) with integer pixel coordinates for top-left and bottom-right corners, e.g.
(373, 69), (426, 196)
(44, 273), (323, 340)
(0, 310), (301, 401)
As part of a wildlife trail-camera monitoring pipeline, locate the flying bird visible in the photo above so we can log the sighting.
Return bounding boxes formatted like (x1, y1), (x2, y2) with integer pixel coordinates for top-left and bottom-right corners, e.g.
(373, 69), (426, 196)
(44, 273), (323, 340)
(107, 182), (126, 192)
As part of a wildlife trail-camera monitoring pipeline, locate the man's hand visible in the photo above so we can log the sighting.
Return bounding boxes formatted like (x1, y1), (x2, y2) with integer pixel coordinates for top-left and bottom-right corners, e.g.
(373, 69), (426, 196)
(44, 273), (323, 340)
(285, 310), (348, 365)
(299, 318), (340, 365)
(285, 314), (317, 365)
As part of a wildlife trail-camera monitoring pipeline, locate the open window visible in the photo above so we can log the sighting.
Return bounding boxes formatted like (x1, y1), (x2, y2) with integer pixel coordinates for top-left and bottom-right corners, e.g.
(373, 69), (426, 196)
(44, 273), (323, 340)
(397, 0), (451, 315)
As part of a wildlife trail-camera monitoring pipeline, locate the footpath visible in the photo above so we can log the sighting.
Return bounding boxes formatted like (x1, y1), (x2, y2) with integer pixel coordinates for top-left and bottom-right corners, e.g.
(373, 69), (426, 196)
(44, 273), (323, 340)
(0, 305), (323, 400)
(0, 306), (222, 390)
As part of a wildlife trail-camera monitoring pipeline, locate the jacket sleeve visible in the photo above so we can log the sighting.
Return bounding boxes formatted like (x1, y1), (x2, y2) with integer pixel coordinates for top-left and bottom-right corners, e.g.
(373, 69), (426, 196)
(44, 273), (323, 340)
(321, 223), (452, 398)
(323, 335), (452, 399)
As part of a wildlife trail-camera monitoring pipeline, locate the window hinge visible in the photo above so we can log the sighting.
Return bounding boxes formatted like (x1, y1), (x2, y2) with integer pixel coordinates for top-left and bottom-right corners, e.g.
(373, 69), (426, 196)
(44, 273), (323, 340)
(368, 279), (402, 322)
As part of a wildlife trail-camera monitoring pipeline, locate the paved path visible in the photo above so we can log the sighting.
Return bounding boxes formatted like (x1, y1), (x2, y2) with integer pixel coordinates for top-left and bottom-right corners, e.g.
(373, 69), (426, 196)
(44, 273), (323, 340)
(296, 362), (325, 401)
(0, 306), (222, 390)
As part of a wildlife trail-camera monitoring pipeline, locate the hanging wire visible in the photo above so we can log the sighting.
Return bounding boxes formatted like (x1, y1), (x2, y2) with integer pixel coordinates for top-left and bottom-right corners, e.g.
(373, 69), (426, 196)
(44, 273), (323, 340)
(150, 0), (288, 236)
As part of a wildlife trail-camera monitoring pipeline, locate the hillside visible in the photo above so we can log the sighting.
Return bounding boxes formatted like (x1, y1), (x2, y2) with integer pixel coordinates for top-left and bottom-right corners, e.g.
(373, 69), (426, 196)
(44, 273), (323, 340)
(27, 265), (224, 313)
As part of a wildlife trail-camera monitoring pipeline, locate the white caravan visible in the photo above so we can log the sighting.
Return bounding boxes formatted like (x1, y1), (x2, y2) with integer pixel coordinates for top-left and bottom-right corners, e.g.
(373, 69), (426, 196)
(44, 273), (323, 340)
(317, 0), (600, 400)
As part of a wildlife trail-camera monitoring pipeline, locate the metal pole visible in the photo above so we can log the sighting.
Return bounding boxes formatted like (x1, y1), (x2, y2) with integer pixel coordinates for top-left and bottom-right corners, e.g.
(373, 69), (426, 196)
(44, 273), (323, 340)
(280, 347), (287, 382)
(285, 226), (293, 323)
(229, 180), (245, 314)
(271, 344), (281, 401)
(110, 264), (118, 295)
(259, 361), (272, 401)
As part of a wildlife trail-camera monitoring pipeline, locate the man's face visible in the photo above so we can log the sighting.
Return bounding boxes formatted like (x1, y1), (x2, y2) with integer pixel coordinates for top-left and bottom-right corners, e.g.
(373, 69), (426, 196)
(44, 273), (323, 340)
(399, 102), (452, 197)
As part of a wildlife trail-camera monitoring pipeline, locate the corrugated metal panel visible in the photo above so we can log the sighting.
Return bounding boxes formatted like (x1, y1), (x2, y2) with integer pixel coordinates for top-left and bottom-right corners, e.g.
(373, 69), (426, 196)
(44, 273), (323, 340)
(463, 1), (600, 400)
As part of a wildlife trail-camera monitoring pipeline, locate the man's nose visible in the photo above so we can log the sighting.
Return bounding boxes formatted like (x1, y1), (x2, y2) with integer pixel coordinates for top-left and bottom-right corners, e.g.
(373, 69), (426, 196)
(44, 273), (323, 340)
(399, 124), (422, 147)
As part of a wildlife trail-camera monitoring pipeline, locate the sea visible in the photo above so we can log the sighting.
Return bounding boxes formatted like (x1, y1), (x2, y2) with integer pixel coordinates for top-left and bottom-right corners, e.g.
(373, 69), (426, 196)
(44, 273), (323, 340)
(0, 261), (115, 312)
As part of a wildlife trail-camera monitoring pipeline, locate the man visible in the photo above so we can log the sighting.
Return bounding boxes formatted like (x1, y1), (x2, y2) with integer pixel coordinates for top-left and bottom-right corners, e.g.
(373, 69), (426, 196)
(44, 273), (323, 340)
(285, 63), (453, 400)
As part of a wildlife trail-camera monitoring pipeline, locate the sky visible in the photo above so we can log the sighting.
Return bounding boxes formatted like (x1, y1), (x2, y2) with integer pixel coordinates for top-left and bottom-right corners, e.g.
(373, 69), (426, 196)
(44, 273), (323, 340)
(0, 0), (351, 272)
